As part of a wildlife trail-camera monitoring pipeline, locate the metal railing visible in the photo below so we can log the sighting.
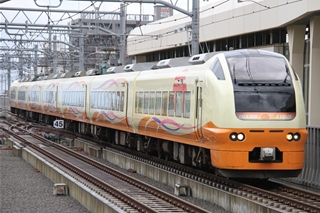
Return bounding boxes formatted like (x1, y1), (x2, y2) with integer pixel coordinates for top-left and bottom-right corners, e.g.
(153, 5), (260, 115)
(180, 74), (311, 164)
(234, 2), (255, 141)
(286, 126), (320, 189)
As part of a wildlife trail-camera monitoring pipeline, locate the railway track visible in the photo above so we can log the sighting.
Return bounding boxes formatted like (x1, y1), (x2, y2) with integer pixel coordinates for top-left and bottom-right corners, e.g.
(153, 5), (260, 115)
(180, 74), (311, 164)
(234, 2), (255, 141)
(99, 142), (320, 213)
(1, 124), (211, 213)
(2, 117), (320, 212)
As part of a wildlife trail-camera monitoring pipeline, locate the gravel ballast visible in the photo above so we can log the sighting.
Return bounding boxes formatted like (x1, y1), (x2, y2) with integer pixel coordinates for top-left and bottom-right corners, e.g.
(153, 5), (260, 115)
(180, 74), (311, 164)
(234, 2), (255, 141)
(0, 149), (91, 213)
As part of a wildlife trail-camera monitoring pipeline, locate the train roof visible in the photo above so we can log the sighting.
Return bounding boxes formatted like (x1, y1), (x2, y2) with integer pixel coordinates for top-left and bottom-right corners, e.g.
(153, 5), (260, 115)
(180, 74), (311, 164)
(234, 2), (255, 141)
(16, 49), (282, 83)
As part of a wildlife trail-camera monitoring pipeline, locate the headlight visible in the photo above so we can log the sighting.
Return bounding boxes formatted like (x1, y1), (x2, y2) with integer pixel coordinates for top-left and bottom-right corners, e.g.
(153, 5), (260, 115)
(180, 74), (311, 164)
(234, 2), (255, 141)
(286, 133), (293, 141)
(230, 132), (238, 141)
(230, 132), (245, 141)
(293, 133), (301, 141)
(237, 133), (245, 141)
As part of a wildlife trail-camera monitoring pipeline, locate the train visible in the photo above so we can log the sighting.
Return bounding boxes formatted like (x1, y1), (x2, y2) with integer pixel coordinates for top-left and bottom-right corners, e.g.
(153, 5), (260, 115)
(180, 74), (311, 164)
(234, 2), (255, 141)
(9, 49), (308, 178)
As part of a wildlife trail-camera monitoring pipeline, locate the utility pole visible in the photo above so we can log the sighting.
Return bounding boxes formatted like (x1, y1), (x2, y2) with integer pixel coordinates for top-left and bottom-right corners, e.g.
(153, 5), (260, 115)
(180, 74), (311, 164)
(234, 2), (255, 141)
(79, 22), (84, 71)
(119, 3), (127, 65)
(53, 35), (57, 74)
(7, 56), (11, 91)
(34, 44), (38, 80)
(191, 0), (199, 55)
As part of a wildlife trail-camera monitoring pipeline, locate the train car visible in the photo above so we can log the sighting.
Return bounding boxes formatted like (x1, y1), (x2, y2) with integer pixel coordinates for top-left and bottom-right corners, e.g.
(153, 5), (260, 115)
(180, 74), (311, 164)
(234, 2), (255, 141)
(9, 49), (308, 178)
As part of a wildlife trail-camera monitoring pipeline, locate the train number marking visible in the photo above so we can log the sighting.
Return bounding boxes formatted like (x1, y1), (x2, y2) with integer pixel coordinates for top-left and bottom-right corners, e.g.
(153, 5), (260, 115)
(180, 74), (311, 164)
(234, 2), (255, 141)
(53, 120), (64, 128)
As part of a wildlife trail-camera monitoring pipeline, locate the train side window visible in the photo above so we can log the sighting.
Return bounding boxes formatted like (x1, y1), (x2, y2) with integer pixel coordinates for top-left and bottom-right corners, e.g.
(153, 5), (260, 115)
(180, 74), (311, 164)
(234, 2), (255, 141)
(144, 92), (149, 114)
(74, 91), (76, 106)
(49, 91), (51, 103)
(98, 91), (101, 108)
(183, 91), (191, 118)
(210, 58), (225, 80)
(94, 92), (97, 108)
(176, 91), (182, 117)
(70, 92), (73, 106)
(79, 91), (81, 107)
(149, 91), (155, 115)
(168, 91), (175, 117)
(76, 91), (79, 106)
(69, 92), (72, 105)
(116, 91), (121, 111)
(103, 91), (107, 110)
(81, 92), (84, 107)
(120, 91), (124, 112)
(91, 92), (94, 108)
(81, 91), (84, 107)
(107, 91), (111, 110)
(101, 91), (104, 109)
(111, 91), (115, 110)
(73, 91), (76, 106)
(95, 92), (98, 108)
(10, 91), (16, 100)
(162, 91), (168, 116)
(18, 91), (26, 101)
(100, 91), (104, 109)
(155, 91), (161, 115)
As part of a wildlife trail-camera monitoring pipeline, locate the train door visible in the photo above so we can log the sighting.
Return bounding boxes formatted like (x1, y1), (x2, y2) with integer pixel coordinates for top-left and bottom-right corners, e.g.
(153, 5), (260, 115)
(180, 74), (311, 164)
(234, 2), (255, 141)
(195, 81), (203, 141)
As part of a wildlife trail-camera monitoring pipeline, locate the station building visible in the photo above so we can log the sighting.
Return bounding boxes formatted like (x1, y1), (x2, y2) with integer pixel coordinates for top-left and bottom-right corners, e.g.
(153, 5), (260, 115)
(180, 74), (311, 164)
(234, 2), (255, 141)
(127, 0), (320, 126)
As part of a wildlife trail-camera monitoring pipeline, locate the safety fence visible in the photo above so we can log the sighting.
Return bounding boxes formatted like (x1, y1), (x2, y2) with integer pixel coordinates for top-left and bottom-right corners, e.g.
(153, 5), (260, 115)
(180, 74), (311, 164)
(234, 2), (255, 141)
(286, 126), (320, 189)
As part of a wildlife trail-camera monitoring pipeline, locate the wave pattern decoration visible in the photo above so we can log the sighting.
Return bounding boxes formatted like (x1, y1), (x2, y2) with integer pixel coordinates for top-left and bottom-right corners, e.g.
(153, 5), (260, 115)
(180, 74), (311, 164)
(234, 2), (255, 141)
(47, 104), (57, 112)
(152, 117), (195, 132)
(93, 78), (127, 90)
(65, 81), (86, 91)
(101, 111), (125, 121)
(45, 83), (59, 90)
(68, 107), (85, 119)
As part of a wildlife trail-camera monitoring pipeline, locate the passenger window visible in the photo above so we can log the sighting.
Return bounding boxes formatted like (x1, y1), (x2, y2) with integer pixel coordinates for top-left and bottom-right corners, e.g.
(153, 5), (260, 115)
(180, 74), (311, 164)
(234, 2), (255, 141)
(162, 92), (168, 116)
(116, 91), (121, 111)
(120, 91), (124, 112)
(155, 91), (161, 115)
(103, 92), (107, 109)
(168, 92), (175, 117)
(112, 91), (116, 110)
(176, 91), (182, 117)
(149, 91), (155, 115)
(183, 91), (191, 118)
(100, 91), (104, 108)
(210, 58), (225, 80)
(144, 92), (149, 114)
(108, 91), (112, 110)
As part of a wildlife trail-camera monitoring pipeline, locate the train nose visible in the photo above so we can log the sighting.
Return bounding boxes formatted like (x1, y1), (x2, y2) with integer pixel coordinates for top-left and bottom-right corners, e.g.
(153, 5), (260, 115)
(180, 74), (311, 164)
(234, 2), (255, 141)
(260, 147), (276, 161)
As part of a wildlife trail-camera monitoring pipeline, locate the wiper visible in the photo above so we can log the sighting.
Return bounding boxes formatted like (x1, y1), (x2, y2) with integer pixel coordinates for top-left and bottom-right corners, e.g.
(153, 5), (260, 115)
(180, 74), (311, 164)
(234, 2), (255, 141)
(284, 65), (289, 83)
(233, 64), (236, 84)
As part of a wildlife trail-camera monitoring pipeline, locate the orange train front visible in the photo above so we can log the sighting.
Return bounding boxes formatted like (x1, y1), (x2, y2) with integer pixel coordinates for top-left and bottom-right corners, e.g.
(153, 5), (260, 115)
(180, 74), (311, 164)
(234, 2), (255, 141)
(132, 49), (308, 178)
(9, 49), (308, 178)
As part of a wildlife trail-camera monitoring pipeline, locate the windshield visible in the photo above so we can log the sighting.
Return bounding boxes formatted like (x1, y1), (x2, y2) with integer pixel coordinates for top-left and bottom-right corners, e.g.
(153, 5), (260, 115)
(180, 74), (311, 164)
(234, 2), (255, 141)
(226, 55), (290, 82)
